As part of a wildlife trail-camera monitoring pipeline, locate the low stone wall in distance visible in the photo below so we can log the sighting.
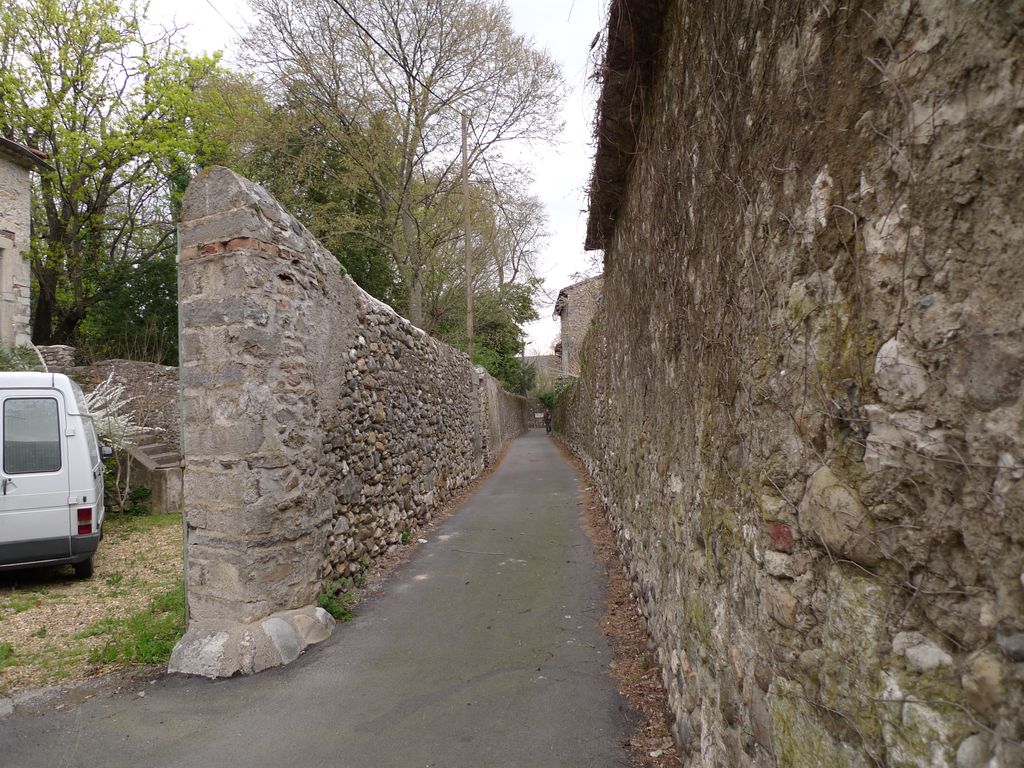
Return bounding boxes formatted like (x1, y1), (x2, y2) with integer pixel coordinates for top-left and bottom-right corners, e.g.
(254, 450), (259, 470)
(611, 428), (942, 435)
(34, 344), (76, 372)
(171, 167), (527, 677)
(479, 370), (531, 464)
(71, 359), (181, 451)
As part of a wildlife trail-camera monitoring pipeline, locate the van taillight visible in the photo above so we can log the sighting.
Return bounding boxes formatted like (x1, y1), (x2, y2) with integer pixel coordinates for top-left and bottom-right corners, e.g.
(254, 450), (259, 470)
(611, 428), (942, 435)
(77, 507), (92, 535)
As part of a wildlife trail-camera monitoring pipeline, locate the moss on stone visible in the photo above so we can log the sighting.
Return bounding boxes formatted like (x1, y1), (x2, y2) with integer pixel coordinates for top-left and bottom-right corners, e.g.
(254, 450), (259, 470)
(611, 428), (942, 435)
(881, 666), (971, 767)
(816, 570), (889, 749)
(770, 677), (873, 768)
(685, 594), (713, 648)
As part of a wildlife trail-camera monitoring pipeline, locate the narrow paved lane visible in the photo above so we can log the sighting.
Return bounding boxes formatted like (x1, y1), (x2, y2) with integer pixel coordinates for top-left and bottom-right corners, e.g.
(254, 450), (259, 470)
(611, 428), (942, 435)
(0, 430), (633, 768)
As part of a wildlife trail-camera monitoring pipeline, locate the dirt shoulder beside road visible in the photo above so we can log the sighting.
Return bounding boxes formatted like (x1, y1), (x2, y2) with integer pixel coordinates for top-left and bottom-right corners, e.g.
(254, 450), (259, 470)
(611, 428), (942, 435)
(0, 512), (183, 698)
(554, 438), (683, 768)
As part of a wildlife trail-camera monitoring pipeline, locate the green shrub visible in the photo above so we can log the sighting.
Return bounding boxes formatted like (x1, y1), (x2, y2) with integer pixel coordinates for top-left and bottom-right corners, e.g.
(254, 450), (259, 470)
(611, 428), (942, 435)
(126, 485), (152, 515)
(536, 389), (556, 409)
(316, 579), (356, 621)
(0, 345), (43, 372)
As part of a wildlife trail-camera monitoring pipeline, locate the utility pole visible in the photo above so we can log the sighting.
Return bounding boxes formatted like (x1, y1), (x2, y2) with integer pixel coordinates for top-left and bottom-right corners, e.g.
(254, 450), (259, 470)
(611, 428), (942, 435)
(462, 111), (473, 361)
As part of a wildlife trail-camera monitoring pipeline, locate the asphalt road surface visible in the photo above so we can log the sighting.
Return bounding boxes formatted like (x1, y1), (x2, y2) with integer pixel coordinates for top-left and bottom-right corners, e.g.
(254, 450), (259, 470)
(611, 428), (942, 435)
(0, 430), (635, 768)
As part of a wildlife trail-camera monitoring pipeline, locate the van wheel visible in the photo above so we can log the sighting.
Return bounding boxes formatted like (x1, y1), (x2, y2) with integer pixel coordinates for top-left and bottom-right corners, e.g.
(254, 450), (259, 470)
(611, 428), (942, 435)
(73, 557), (94, 579)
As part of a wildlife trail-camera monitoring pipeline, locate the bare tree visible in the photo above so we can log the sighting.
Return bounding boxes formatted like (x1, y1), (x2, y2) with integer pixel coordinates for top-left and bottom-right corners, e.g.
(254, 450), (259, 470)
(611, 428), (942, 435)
(478, 178), (547, 288)
(244, 0), (563, 327)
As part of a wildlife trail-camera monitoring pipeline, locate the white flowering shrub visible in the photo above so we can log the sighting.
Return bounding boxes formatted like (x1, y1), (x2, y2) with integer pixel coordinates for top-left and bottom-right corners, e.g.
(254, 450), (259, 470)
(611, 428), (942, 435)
(84, 373), (159, 448)
(85, 373), (162, 513)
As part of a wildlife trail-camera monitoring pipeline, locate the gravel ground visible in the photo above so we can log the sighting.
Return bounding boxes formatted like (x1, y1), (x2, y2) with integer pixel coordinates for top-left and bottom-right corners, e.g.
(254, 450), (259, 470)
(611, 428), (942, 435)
(0, 513), (182, 697)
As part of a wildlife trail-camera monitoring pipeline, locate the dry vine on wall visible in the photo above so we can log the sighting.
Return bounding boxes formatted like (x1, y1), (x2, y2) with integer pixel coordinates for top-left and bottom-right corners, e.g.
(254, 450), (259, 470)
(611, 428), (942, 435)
(561, 0), (1024, 765)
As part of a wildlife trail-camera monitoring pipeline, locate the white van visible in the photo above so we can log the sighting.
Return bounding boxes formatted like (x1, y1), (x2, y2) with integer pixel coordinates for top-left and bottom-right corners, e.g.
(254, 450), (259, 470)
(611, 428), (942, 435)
(0, 372), (109, 578)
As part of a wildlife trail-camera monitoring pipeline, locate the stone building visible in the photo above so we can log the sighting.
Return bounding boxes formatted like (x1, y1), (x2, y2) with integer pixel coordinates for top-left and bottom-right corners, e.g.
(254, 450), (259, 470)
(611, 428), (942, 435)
(552, 274), (602, 377)
(0, 137), (48, 348)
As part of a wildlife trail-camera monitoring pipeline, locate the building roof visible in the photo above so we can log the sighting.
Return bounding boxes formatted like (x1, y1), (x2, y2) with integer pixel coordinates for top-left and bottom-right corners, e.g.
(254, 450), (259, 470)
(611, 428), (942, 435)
(584, 0), (668, 251)
(0, 137), (52, 171)
(553, 274), (603, 319)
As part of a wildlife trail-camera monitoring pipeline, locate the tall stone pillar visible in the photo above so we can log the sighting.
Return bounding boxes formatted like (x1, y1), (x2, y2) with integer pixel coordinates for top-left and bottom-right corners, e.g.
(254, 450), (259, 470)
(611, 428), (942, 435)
(170, 167), (336, 677)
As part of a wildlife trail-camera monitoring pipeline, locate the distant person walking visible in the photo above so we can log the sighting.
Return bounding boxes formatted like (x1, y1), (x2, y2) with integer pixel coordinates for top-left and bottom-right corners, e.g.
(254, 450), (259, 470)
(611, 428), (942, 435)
(544, 409), (552, 434)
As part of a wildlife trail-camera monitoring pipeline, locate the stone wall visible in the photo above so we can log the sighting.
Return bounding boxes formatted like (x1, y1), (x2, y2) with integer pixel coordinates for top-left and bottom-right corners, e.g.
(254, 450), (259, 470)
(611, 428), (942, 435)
(560, 1), (1024, 766)
(172, 167), (527, 676)
(478, 369), (531, 463)
(67, 358), (181, 451)
(34, 344), (76, 373)
(37, 347), (182, 452)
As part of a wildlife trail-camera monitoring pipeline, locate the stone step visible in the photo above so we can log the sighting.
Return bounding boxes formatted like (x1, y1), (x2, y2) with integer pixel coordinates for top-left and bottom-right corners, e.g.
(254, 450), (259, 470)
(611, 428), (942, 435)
(127, 443), (179, 472)
(148, 452), (181, 467)
(124, 444), (182, 513)
(134, 433), (165, 448)
(140, 441), (173, 457)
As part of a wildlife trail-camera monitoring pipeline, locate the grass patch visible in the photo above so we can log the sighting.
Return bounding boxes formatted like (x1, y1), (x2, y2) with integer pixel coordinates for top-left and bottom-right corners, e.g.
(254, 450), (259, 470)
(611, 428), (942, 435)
(74, 617), (120, 641)
(20, 645), (89, 680)
(0, 591), (45, 615)
(105, 510), (181, 535)
(316, 579), (356, 621)
(0, 642), (17, 670)
(88, 581), (185, 665)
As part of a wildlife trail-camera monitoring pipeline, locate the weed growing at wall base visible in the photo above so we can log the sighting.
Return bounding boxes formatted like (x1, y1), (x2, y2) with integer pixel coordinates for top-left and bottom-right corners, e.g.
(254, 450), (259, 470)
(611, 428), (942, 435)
(316, 579), (356, 621)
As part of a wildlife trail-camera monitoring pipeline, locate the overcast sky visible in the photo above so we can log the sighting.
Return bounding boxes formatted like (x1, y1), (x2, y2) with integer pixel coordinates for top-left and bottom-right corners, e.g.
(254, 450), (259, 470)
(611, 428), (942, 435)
(155, 0), (605, 356)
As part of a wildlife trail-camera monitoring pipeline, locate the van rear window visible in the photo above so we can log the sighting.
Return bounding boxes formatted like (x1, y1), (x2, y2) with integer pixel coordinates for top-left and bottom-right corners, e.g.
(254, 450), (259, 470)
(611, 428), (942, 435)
(4, 398), (61, 474)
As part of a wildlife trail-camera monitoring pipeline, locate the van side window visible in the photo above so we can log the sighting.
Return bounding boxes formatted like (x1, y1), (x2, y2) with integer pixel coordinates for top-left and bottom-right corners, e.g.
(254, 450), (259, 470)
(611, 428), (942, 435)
(68, 379), (100, 466)
(83, 417), (100, 467)
(4, 398), (61, 474)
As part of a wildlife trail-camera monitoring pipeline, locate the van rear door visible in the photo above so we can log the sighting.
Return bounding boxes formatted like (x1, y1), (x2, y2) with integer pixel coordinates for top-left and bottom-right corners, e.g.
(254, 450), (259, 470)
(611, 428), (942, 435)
(0, 392), (71, 567)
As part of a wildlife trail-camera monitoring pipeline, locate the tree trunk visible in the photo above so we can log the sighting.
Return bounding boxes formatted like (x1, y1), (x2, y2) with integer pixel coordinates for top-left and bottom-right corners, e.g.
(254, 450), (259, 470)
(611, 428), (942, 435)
(32, 267), (58, 345)
(407, 270), (424, 330)
(53, 307), (84, 346)
(401, 203), (424, 328)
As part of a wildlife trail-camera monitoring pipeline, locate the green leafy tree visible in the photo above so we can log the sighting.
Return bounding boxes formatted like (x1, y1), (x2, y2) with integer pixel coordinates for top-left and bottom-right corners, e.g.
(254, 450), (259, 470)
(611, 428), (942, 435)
(238, 97), (401, 305)
(472, 281), (539, 394)
(75, 249), (178, 364)
(0, 0), (239, 349)
(434, 278), (539, 394)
